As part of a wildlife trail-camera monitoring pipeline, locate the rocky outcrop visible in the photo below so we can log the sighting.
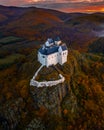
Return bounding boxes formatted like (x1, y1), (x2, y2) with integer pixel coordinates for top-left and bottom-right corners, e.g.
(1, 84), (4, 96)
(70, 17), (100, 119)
(30, 51), (79, 117)
(0, 51), (81, 129)
(1, 50), (104, 130)
(26, 118), (45, 130)
(30, 81), (71, 116)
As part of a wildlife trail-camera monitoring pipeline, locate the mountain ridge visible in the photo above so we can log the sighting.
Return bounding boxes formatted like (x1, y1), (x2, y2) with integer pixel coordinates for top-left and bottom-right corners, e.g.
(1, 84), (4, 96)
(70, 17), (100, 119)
(0, 5), (103, 52)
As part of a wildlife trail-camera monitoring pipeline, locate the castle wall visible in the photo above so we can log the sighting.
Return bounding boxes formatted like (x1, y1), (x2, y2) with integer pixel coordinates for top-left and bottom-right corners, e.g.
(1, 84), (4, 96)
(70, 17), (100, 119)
(38, 46), (68, 67)
(46, 52), (58, 67)
(38, 52), (46, 66)
(61, 50), (68, 64)
(58, 50), (68, 65)
(38, 50), (68, 67)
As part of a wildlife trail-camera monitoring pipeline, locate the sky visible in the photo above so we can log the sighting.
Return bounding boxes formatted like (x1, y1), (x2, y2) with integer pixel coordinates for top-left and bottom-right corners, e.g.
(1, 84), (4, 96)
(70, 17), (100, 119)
(0, 0), (104, 13)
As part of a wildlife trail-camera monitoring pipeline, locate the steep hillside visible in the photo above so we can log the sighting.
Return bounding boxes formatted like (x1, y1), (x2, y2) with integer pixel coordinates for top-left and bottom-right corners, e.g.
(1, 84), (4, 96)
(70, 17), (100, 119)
(0, 14), (8, 22)
(88, 37), (104, 54)
(0, 49), (104, 129)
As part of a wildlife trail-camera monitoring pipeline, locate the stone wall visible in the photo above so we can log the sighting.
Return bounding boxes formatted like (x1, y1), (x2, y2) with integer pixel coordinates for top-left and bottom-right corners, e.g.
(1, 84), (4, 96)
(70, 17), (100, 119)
(30, 65), (65, 87)
(30, 74), (65, 87)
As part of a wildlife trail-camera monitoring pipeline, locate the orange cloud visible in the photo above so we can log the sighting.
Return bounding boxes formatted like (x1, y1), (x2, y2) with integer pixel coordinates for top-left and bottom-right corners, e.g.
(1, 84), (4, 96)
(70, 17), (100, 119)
(61, 5), (104, 13)
(0, 0), (104, 13)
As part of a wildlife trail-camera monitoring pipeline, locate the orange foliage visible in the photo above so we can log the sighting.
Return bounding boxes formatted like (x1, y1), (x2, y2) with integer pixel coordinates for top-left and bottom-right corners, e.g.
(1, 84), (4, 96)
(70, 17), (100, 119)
(63, 109), (68, 115)
(36, 106), (48, 118)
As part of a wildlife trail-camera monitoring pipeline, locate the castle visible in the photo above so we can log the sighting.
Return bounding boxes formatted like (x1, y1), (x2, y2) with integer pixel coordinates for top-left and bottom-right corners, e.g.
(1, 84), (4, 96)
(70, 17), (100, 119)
(38, 37), (68, 67)
(30, 37), (68, 87)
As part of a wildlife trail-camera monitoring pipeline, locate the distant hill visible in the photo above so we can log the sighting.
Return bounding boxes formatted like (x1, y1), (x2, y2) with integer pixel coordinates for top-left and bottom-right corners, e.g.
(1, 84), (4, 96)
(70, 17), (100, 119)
(4, 8), (62, 37)
(0, 5), (29, 24)
(0, 13), (7, 22)
(0, 5), (104, 51)
(88, 37), (104, 54)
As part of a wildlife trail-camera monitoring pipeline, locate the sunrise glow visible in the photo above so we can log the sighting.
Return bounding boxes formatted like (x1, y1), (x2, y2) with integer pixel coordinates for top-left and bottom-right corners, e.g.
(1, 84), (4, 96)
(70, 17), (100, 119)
(0, 0), (104, 13)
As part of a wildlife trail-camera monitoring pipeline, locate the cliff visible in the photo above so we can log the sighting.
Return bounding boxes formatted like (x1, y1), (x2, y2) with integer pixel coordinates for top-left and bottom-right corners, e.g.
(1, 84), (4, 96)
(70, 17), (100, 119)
(30, 50), (78, 116)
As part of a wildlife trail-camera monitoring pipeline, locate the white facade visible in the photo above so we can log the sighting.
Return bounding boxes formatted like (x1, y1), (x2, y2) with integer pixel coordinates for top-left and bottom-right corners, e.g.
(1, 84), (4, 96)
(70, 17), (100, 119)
(46, 52), (58, 67)
(38, 38), (68, 67)
(58, 50), (68, 65)
(38, 52), (46, 66)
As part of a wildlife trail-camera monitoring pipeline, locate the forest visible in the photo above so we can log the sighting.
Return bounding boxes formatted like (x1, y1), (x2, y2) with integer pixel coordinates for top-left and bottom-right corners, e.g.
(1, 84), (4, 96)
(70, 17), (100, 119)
(0, 5), (104, 130)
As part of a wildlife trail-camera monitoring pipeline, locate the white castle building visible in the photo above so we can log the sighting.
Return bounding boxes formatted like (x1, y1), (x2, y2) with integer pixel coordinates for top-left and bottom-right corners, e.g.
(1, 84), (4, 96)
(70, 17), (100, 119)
(38, 37), (68, 67)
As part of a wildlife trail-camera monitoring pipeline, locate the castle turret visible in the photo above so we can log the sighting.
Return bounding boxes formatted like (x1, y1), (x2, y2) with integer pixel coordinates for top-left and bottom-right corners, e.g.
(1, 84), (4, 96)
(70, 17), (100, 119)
(45, 38), (54, 47)
(54, 37), (61, 45)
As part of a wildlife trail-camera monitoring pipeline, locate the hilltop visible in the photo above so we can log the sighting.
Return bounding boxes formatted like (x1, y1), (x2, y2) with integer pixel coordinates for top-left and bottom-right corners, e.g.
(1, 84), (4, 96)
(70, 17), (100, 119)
(0, 49), (104, 129)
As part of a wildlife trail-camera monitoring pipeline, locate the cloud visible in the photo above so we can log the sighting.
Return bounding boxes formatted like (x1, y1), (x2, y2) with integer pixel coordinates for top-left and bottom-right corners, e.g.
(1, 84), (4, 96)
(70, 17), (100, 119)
(0, 0), (104, 13)
(29, 0), (104, 13)
(0, 0), (29, 6)
(0, 0), (104, 6)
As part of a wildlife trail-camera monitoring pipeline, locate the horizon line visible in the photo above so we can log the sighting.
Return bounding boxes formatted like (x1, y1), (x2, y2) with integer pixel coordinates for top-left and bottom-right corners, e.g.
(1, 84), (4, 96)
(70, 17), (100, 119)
(0, 4), (104, 14)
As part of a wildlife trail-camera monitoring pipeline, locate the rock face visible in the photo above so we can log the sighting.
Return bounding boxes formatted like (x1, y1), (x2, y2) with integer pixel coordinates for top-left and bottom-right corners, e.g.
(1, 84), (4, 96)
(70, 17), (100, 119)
(30, 82), (70, 116)
(26, 118), (45, 130)
(30, 51), (78, 117)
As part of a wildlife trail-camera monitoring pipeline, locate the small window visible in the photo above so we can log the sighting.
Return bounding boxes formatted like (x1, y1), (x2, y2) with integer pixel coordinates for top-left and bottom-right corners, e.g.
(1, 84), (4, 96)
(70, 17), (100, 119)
(42, 56), (45, 58)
